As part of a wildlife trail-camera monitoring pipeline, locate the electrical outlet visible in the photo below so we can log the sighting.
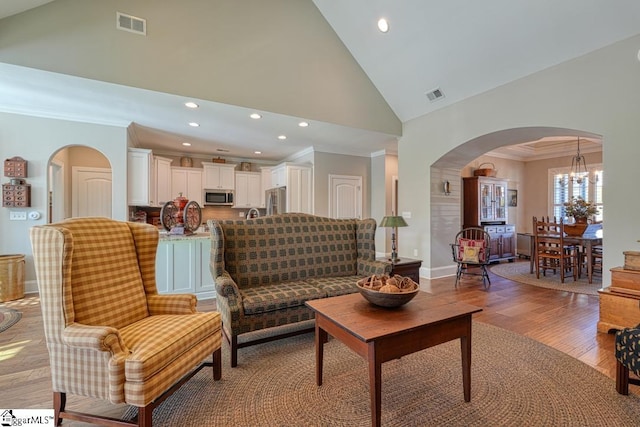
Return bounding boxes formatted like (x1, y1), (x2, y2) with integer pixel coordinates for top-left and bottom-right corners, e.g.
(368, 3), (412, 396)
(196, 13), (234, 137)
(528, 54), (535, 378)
(239, 212), (244, 217)
(413, 249), (418, 257)
(9, 211), (27, 220)
(402, 211), (411, 219)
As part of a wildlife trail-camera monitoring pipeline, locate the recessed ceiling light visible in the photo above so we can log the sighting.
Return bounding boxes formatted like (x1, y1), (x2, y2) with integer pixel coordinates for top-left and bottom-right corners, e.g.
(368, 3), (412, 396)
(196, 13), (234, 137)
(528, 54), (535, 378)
(188, 122), (199, 127)
(298, 121), (309, 127)
(278, 135), (287, 140)
(250, 113), (262, 119)
(377, 18), (389, 33)
(184, 102), (198, 109)
(254, 151), (262, 154)
(182, 142), (191, 146)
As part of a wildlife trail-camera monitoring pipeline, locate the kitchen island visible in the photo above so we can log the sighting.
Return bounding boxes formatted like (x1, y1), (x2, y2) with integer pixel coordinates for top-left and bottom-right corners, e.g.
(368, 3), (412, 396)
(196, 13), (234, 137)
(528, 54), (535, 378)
(156, 232), (215, 300)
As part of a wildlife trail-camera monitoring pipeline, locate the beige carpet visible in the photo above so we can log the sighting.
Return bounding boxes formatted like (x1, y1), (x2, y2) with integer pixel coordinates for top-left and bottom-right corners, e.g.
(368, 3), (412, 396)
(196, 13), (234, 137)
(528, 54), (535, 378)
(0, 306), (21, 333)
(490, 261), (601, 296)
(124, 322), (640, 426)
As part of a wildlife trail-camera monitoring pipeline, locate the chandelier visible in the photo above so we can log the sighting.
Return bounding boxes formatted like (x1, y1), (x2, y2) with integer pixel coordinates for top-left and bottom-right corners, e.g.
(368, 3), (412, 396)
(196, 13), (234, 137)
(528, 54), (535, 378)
(559, 137), (591, 185)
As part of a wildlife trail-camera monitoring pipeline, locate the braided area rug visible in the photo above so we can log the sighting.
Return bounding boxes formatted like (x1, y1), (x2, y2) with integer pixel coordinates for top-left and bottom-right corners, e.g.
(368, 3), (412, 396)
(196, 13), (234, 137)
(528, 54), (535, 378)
(0, 306), (21, 333)
(125, 322), (640, 426)
(490, 261), (601, 295)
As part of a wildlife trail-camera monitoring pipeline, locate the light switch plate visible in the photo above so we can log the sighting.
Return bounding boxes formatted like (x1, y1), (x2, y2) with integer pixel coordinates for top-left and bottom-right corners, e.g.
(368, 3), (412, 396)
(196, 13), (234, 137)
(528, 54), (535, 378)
(9, 211), (27, 220)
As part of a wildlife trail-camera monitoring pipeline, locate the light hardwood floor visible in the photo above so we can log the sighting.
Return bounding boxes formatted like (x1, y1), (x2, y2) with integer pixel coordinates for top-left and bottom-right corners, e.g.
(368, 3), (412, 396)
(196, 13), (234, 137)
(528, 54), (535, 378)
(0, 262), (636, 425)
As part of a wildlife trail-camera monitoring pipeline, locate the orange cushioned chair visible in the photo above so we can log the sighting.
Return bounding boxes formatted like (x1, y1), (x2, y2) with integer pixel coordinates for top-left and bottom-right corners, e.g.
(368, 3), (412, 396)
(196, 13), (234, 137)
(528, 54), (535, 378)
(30, 217), (222, 427)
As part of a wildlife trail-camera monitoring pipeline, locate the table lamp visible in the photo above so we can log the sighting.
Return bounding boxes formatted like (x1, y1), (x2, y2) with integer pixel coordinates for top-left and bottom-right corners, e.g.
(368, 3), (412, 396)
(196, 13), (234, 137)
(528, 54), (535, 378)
(380, 215), (408, 263)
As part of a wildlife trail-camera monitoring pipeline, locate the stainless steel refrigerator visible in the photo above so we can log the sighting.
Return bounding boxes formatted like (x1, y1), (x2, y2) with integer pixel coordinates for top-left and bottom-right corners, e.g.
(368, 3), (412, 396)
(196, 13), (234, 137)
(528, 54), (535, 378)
(265, 187), (286, 215)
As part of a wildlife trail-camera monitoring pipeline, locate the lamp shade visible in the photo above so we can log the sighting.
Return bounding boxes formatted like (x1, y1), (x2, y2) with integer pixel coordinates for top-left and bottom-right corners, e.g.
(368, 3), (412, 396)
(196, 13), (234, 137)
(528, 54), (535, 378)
(379, 216), (408, 228)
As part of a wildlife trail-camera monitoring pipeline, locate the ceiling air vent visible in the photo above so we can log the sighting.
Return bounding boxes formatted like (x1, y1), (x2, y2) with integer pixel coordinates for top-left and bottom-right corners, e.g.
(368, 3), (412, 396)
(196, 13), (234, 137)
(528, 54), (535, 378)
(117, 12), (146, 35)
(425, 87), (445, 102)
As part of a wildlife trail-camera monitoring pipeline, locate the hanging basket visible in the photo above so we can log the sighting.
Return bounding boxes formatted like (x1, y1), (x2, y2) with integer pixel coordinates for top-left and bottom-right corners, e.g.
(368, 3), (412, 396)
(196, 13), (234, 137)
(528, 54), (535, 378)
(473, 162), (497, 177)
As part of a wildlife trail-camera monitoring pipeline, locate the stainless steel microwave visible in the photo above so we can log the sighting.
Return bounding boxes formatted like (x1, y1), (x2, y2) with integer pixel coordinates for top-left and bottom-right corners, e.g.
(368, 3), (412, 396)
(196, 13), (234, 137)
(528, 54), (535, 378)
(203, 190), (234, 206)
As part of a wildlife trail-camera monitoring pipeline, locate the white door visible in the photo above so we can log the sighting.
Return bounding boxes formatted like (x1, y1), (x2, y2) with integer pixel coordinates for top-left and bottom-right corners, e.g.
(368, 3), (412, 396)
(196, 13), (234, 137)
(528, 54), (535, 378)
(72, 167), (112, 218)
(329, 175), (362, 219)
(49, 160), (65, 222)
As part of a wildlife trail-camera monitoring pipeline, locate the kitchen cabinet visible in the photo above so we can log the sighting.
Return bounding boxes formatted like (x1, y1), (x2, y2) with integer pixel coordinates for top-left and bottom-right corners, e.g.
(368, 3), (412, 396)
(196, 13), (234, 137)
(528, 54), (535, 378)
(202, 162), (236, 190)
(234, 172), (262, 208)
(271, 166), (287, 189)
(484, 224), (516, 262)
(269, 163), (313, 213)
(260, 167), (271, 208)
(155, 156), (173, 206)
(127, 148), (174, 207)
(171, 167), (203, 206)
(462, 176), (508, 228)
(155, 237), (215, 300)
(127, 148), (153, 206)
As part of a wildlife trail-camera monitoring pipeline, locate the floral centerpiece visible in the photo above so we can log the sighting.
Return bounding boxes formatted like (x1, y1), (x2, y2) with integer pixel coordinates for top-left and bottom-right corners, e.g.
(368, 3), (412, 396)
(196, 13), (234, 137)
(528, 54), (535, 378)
(563, 196), (599, 222)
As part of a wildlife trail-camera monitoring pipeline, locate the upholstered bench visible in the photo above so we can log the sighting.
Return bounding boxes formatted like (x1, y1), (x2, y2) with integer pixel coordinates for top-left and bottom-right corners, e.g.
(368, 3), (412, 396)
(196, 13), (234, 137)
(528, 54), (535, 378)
(208, 213), (391, 367)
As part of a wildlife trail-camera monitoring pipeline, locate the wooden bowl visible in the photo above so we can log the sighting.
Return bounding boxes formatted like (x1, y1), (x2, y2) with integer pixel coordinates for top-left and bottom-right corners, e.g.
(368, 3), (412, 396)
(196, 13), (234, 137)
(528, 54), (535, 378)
(356, 282), (419, 308)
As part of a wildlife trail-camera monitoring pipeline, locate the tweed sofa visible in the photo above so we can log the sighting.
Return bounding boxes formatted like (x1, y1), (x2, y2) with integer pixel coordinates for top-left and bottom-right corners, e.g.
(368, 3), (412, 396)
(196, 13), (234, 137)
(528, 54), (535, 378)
(208, 213), (391, 367)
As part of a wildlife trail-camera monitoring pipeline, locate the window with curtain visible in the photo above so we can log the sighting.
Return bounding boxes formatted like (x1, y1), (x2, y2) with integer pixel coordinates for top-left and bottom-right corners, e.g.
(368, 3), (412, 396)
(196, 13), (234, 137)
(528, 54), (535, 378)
(549, 165), (603, 222)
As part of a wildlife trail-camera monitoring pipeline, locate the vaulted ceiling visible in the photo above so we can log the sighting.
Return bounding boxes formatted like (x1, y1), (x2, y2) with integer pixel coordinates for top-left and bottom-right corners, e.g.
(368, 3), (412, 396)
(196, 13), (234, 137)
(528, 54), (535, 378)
(2, 1), (638, 161)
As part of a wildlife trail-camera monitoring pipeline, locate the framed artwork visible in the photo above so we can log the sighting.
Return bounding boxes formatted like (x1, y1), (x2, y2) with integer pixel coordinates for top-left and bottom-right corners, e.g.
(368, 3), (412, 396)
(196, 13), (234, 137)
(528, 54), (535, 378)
(508, 189), (518, 207)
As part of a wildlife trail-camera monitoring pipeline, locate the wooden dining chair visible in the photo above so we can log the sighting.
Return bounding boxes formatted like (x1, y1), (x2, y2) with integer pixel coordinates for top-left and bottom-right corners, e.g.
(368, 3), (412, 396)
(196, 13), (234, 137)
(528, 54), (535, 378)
(451, 227), (492, 288)
(533, 216), (579, 283)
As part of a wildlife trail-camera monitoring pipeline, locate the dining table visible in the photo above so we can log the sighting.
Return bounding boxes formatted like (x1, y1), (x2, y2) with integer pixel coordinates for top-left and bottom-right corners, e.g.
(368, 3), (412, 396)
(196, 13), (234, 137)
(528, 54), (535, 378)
(528, 224), (603, 284)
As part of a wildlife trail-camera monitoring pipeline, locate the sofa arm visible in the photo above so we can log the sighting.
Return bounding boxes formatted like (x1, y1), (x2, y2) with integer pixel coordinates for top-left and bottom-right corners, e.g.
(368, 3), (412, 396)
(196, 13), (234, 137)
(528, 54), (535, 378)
(147, 294), (197, 315)
(215, 271), (241, 299)
(62, 323), (129, 355)
(358, 259), (392, 276)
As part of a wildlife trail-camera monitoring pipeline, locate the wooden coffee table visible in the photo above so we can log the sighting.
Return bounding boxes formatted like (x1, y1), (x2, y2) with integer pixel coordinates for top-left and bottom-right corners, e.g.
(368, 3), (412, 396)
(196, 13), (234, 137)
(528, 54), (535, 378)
(306, 292), (482, 427)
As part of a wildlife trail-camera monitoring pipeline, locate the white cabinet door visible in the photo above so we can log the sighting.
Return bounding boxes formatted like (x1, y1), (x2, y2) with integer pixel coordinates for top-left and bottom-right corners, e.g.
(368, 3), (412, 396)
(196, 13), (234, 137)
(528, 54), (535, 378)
(127, 148), (152, 206)
(271, 166), (286, 188)
(203, 163), (236, 190)
(260, 167), (271, 208)
(235, 172), (261, 208)
(172, 168), (203, 206)
(219, 166), (235, 190)
(155, 156), (173, 206)
(156, 238), (215, 299)
(196, 239), (215, 295)
(287, 166), (312, 213)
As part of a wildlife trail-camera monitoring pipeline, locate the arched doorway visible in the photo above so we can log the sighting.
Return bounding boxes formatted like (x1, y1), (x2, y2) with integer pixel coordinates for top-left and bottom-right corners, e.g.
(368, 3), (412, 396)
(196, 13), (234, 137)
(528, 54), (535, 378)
(429, 127), (602, 277)
(48, 145), (112, 223)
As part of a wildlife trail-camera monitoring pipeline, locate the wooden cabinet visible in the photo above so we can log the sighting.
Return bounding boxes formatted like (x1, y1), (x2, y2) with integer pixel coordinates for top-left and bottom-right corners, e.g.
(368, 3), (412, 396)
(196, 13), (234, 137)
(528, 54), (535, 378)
(2, 183), (31, 207)
(378, 258), (422, 284)
(155, 237), (214, 300)
(598, 267), (640, 333)
(155, 156), (173, 206)
(268, 163), (312, 213)
(484, 225), (516, 262)
(463, 177), (508, 228)
(271, 166), (287, 189)
(171, 167), (203, 206)
(234, 172), (262, 208)
(202, 162), (236, 190)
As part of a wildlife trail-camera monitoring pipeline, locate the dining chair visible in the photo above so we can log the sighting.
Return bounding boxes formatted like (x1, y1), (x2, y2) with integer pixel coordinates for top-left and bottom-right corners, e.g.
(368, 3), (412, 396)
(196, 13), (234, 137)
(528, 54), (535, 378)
(451, 227), (492, 288)
(533, 216), (579, 283)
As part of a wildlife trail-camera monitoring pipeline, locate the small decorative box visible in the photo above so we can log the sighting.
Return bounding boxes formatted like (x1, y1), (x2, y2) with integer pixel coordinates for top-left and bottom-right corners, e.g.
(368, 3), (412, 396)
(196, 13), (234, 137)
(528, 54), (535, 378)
(4, 156), (28, 178)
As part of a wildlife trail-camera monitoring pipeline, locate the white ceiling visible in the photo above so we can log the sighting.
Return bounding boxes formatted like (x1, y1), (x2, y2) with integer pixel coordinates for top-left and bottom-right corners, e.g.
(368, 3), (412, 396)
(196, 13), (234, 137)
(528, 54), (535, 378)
(2, 1), (636, 161)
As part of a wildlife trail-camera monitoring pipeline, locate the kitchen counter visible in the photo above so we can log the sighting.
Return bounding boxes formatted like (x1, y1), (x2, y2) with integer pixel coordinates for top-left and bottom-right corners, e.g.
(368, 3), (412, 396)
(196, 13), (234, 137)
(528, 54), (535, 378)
(158, 231), (210, 240)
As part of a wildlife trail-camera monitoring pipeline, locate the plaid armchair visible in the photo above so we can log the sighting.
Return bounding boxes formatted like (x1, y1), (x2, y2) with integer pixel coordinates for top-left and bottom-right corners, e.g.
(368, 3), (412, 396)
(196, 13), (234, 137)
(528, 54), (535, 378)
(615, 325), (640, 395)
(30, 217), (222, 427)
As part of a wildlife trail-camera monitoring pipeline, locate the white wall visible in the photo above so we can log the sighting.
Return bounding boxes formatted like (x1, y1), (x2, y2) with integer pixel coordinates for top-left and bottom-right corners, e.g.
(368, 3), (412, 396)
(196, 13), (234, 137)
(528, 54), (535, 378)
(400, 34), (640, 282)
(0, 112), (128, 292)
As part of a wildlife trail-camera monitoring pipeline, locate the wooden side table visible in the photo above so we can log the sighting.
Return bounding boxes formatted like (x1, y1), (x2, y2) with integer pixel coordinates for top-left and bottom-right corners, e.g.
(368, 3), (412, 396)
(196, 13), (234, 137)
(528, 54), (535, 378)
(378, 257), (422, 283)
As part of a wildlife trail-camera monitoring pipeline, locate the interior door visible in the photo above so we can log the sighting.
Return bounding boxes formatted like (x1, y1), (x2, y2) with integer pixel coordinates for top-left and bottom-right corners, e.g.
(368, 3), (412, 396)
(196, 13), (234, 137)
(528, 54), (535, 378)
(329, 174), (362, 219)
(72, 167), (112, 217)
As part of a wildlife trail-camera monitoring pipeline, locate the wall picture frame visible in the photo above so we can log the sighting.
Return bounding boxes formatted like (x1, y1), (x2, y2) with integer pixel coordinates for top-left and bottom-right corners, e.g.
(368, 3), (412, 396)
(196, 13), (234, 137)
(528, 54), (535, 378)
(508, 189), (518, 207)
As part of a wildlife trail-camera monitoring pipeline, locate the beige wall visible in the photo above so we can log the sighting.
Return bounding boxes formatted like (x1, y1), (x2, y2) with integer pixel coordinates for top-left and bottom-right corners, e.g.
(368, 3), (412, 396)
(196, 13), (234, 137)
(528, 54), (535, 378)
(0, 112), (128, 292)
(401, 34), (640, 281)
(0, 0), (400, 136)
